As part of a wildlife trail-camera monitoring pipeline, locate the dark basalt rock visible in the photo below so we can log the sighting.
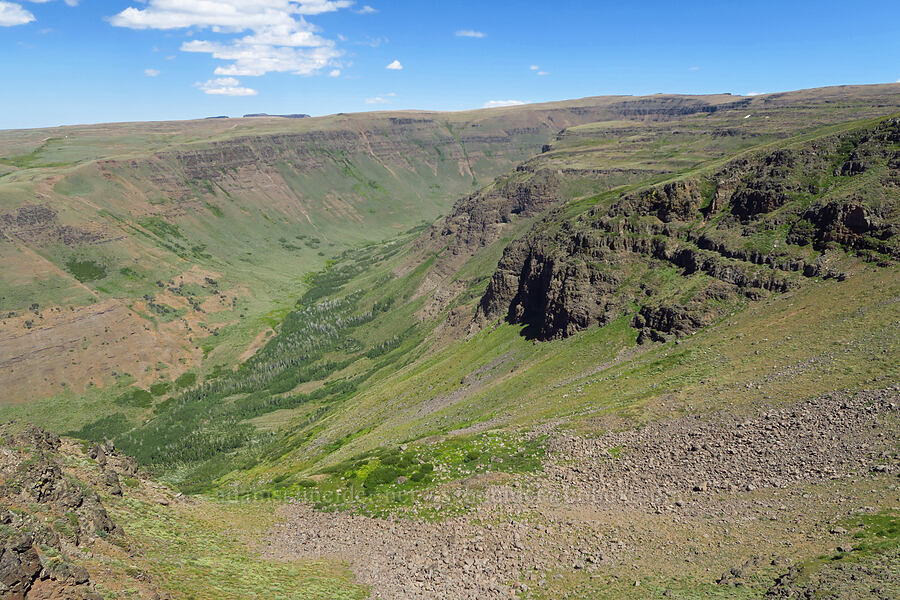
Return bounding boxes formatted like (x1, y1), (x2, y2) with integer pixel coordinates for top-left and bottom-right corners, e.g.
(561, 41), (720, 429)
(0, 205), (111, 247)
(0, 423), (127, 598)
(613, 180), (704, 223)
(476, 117), (899, 341)
(0, 534), (42, 599)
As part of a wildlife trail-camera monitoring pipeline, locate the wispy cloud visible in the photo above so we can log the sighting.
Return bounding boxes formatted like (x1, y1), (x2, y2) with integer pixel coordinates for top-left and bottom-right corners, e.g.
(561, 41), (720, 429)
(355, 5), (377, 14)
(365, 92), (396, 104)
(144, 68), (160, 77)
(529, 65), (539, 71)
(0, 2), (35, 27)
(386, 59), (403, 70)
(455, 29), (485, 38)
(746, 91), (764, 96)
(537, 70), (548, 76)
(328, 69), (341, 77)
(194, 77), (257, 96)
(483, 99), (525, 108)
(352, 35), (387, 47)
(110, 1), (349, 79)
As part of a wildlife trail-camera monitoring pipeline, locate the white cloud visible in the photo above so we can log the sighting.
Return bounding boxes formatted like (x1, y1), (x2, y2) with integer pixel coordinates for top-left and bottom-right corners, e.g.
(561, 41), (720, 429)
(537, 71), (548, 76)
(483, 100), (525, 108)
(0, 2), (35, 27)
(365, 92), (395, 104)
(183, 39), (340, 76)
(194, 77), (257, 96)
(355, 5), (377, 14)
(297, 0), (352, 15)
(110, 1), (348, 79)
(455, 29), (485, 38)
(354, 35), (386, 47)
(896, 78), (900, 83)
(144, 68), (160, 77)
(529, 65), (539, 70)
(328, 68), (341, 77)
(385, 59), (403, 70)
(746, 91), (764, 96)
(689, 66), (700, 71)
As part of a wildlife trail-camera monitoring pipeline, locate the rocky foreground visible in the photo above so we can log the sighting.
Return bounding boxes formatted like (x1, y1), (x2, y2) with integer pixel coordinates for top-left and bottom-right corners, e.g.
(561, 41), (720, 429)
(0, 424), (172, 600)
(265, 388), (899, 599)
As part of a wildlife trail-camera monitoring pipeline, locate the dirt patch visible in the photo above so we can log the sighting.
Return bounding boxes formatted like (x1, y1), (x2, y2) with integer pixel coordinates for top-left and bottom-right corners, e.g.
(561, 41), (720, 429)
(238, 327), (273, 364)
(0, 299), (196, 401)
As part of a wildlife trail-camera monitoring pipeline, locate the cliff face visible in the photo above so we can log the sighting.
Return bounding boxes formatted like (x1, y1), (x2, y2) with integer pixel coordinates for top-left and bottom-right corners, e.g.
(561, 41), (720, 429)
(111, 95), (754, 220)
(429, 168), (565, 257)
(477, 118), (900, 341)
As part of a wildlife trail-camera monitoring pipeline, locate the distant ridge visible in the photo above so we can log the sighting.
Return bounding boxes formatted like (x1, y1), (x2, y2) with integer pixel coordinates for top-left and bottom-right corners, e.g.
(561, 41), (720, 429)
(204, 115), (229, 119)
(243, 113), (310, 119)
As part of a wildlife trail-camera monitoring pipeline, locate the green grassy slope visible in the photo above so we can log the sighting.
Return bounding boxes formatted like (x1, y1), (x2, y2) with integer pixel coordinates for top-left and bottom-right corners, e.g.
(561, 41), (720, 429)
(0, 95), (667, 402)
(7, 90), (890, 500)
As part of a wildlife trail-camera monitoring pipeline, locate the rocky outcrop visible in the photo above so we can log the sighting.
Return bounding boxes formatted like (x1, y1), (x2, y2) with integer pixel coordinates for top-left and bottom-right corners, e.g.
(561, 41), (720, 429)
(611, 180), (705, 222)
(790, 199), (899, 259)
(607, 96), (752, 118)
(476, 118), (899, 341)
(0, 205), (112, 247)
(0, 424), (130, 599)
(432, 168), (565, 257)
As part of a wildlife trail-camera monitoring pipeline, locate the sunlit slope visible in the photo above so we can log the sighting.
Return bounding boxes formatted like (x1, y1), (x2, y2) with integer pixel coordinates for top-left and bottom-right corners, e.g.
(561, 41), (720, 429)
(5, 93), (763, 401)
(7, 90), (891, 494)
(218, 113), (896, 491)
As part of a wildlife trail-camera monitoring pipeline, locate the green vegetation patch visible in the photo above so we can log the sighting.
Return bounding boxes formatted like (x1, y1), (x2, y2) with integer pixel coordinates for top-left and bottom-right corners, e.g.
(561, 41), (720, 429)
(65, 257), (107, 282)
(66, 413), (132, 443)
(149, 381), (171, 397)
(250, 431), (544, 519)
(174, 372), (197, 389)
(114, 387), (154, 408)
(846, 510), (900, 557)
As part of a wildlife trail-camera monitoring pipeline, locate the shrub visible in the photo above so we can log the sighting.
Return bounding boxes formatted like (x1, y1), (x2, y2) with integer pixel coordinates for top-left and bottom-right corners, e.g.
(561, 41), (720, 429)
(149, 381), (171, 397)
(174, 372), (197, 389)
(65, 258), (107, 282)
(363, 466), (400, 493)
(114, 388), (153, 408)
(67, 413), (132, 443)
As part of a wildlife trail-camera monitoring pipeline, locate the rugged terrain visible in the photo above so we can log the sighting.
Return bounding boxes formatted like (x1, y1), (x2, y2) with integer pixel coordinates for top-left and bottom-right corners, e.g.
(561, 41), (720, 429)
(1, 84), (899, 599)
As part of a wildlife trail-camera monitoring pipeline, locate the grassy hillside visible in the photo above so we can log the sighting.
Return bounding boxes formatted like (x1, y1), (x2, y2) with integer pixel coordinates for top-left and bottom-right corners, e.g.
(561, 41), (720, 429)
(1, 85), (898, 600)
(2, 85), (899, 404)
(7, 89), (890, 489)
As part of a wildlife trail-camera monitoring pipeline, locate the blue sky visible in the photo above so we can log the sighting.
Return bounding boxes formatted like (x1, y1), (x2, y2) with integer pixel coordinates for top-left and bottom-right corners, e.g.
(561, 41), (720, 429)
(1, 0), (898, 129)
